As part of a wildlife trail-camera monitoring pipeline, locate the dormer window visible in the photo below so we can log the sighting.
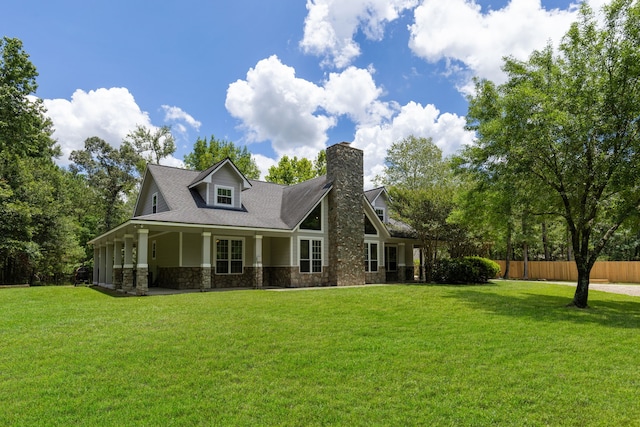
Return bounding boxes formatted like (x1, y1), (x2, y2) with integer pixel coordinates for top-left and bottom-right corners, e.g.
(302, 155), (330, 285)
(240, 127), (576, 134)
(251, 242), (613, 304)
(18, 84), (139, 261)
(215, 185), (233, 206)
(375, 207), (385, 222)
(152, 192), (158, 214)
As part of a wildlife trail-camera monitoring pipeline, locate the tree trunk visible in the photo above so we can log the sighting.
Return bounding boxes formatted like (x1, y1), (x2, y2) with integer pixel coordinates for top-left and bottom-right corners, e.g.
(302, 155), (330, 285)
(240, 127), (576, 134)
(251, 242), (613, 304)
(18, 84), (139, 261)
(542, 222), (550, 260)
(571, 264), (590, 308)
(522, 241), (529, 280)
(503, 226), (512, 279)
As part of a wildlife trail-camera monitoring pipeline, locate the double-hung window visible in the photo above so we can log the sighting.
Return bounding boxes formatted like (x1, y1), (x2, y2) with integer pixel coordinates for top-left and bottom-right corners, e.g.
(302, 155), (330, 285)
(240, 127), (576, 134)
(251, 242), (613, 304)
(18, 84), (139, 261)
(216, 238), (243, 274)
(152, 192), (158, 214)
(375, 207), (385, 222)
(215, 185), (233, 206)
(300, 239), (322, 273)
(365, 242), (378, 272)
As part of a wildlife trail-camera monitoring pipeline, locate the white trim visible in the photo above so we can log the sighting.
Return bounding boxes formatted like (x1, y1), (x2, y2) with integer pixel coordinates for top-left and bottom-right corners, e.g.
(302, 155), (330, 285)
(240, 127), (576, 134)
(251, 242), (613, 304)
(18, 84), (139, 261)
(214, 184), (234, 207)
(298, 236), (323, 274)
(294, 197), (326, 233)
(364, 240), (380, 272)
(88, 219), (295, 245)
(214, 236), (245, 275)
(152, 192), (158, 214)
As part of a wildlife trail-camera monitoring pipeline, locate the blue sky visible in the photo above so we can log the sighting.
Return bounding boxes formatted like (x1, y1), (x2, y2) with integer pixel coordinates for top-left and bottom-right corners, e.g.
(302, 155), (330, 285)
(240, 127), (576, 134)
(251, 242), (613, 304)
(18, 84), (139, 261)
(1, 0), (605, 185)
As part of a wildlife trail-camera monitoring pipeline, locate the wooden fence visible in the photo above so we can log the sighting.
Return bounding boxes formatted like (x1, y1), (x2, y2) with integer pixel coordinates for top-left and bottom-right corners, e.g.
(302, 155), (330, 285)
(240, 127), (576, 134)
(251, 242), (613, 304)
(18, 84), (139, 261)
(494, 261), (640, 283)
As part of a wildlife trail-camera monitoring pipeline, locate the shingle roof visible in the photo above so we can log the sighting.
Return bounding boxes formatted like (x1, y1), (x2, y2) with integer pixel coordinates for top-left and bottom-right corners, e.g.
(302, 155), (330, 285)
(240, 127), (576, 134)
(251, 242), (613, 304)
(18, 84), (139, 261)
(134, 164), (331, 230)
(364, 187), (385, 204)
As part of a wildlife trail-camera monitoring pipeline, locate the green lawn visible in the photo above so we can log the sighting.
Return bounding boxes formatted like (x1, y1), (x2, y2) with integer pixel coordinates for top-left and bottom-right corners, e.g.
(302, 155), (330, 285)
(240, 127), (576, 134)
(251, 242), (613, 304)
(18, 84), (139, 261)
(1, 282), (639, 426)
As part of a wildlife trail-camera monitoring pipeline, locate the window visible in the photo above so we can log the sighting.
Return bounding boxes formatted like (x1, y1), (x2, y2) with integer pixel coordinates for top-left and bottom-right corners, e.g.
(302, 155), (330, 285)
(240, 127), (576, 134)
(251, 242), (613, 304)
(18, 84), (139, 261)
(365, 242), (378, 272)
(364, 215), (377, 235)
(385, 246), (397, 272)
(300, 204), (321, 230)
(375, 207), (385, 222)
(300, 239), (322, 273)
(216, 238), (243, 274)
(151, 240), (157, 260)
(215, 186), (233, 206)
(152, 193), (158, 214)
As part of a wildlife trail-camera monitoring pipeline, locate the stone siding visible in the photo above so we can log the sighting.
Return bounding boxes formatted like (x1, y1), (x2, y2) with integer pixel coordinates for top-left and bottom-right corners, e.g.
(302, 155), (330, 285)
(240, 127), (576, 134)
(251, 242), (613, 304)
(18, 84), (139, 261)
(327, 143), (365, 286)
(265, 267), (330, 288)
(136, 267), (149, 296)
(113, 267), (123, 290)
(211, 267), (258, 288)
(365, 267), (386, 284)
(157, 267), (204, 289)
(122, 268), (134, 292)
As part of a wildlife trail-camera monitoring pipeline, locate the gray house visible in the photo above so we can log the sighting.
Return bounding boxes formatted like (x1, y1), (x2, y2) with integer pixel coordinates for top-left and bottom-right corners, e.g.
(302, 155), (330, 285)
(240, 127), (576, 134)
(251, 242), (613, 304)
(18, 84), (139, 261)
(89, 142), (419, 294)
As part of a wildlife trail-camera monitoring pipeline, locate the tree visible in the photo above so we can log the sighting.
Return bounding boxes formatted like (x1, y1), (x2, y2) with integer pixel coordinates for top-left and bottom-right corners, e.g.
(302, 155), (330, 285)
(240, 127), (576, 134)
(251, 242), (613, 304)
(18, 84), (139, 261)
(184, 135), (260, 179)
(69, 137), (143, 232)
(463, 0), (640, 308)
(0, 37), (57, 159)
(125, 125), (176, 174)
(0, 37), (72, 284)
(378, 136), (463, 281)
(265, 150), (327, 185)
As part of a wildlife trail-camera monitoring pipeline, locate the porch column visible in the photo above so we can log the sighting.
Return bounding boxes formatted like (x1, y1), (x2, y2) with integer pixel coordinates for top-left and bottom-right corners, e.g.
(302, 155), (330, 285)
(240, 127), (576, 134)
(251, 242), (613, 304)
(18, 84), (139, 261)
(113, 238), (123, 290)
(122, 234), (134, 292)
(136, 229), (149, 296)
(398, 243), (406, 283)
(254, 235), (263, 288)
(98, 244), (106, 285)
(201, 232), (211, 290)
(93, 246), (100, 284)
(105, 241), (114, 287)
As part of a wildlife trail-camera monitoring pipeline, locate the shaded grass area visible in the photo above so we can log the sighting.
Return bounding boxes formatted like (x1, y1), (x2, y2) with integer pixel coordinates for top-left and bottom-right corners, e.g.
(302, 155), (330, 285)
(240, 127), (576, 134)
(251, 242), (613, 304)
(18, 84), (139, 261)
(1, 282), (639, 426)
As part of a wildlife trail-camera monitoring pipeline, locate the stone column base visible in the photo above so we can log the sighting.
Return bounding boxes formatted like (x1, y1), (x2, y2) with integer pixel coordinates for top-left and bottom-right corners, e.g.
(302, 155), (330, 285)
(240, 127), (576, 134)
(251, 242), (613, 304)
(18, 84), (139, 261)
(122, 268), (134, 292)
(201, 267), (211, 290)
(136, 267), (148, 296)
(113, 267), (123, 290)
(254, 265), (263, 288)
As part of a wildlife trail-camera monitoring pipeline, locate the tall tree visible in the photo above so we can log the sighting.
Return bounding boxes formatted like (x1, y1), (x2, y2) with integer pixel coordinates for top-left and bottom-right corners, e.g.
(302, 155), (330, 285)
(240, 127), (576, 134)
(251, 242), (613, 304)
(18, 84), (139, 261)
(378, 136), (461, 281)
(266, 150), (327, 185)
(464, 0), (640, 308)
(0, 37), (69, 284)
(184, 135), (260, 179)
(125, 125), (176, 174)
(69, 137), (142, 232)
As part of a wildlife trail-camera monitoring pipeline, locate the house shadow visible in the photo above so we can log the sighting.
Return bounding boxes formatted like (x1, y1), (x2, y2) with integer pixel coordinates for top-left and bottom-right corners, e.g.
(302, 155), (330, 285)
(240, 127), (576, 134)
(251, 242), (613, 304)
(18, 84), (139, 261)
(441, 285), (640, 329)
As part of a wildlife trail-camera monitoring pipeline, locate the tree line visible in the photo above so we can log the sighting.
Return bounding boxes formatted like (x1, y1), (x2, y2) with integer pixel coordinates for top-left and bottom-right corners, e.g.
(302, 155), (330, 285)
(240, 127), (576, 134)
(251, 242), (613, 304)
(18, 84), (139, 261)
(3, 0), (640, 307)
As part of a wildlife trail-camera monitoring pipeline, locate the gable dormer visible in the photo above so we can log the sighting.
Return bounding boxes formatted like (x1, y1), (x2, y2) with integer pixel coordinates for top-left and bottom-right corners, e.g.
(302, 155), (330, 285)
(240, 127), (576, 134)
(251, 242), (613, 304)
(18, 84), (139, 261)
(365, 187), (389, 223)
(188, 158), (252, 209)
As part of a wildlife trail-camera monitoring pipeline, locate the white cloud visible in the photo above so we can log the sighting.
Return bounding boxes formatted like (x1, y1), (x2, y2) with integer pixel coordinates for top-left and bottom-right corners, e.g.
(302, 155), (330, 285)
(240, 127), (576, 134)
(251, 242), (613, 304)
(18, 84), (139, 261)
(161, 105), (202, 132)
(352, 101), (475, 187)
(408, 0), (582, 87)
(323, 66), (397, 125)
(300, 0), (418, 68)
(226, 56), (333, 157)
(43, 87), (189, 169)
(252, 153), (278, 181)
(43, 87), (153, 166)
(226, 55), (399, 159)
(226, 56), (475, 186)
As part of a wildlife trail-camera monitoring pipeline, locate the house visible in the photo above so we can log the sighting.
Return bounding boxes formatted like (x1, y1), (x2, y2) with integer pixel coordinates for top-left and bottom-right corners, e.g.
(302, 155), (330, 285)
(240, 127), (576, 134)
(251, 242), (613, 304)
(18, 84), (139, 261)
(89, 142), (419, 294)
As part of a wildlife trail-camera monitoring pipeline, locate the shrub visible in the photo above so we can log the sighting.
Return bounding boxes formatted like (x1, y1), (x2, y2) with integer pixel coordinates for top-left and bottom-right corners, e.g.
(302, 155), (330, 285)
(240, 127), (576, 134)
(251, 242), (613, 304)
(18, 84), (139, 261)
(433, 256), (500, 284)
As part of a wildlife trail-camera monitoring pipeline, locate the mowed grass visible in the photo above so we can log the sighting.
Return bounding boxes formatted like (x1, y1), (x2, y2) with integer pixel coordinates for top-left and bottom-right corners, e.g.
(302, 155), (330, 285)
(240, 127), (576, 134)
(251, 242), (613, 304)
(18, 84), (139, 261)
(1, 282), (639, 426)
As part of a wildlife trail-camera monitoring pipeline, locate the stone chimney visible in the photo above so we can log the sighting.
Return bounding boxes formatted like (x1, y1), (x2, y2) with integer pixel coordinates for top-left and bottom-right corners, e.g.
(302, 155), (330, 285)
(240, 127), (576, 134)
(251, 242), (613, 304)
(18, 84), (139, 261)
(326, 142), (365, 286)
